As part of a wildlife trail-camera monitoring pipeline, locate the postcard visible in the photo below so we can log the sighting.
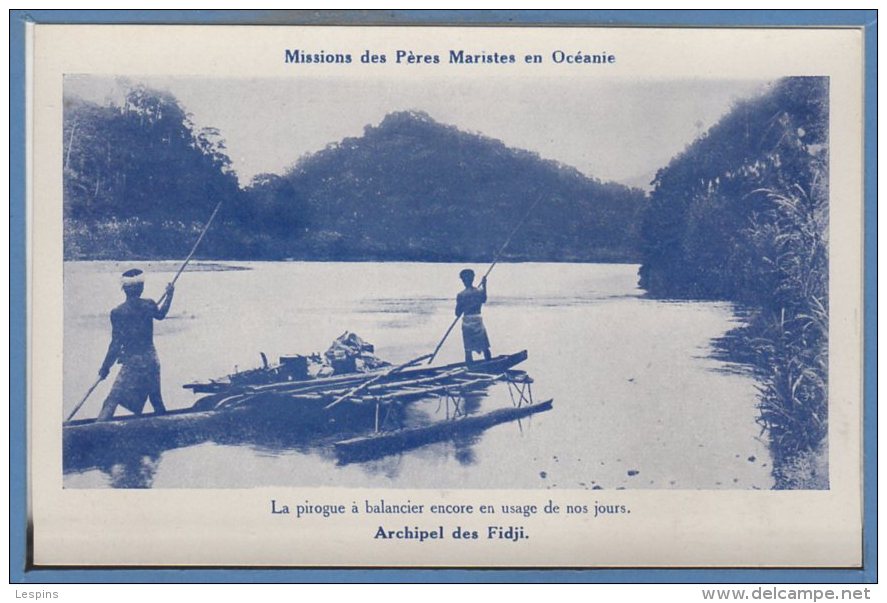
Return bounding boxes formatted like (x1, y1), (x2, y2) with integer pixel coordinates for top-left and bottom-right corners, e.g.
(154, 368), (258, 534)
(21, 16), (868, 570)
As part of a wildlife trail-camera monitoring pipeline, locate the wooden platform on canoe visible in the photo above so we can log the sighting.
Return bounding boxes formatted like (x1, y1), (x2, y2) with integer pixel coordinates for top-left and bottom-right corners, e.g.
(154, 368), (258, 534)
(183, 350), (529, 413)
(63, 351), (539, 471)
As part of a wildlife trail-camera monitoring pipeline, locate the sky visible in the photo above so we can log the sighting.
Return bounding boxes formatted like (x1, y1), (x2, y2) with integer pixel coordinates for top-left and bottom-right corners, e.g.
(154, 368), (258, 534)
(64, 75), (771, 190)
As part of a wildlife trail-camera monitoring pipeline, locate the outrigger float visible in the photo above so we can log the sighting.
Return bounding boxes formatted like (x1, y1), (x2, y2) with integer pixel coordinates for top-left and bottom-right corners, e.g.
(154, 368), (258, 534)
(63, 349), (553, 469)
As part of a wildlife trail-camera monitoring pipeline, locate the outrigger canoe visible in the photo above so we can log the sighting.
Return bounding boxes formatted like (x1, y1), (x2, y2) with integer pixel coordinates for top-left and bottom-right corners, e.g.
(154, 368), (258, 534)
(64, 350), (552, 471)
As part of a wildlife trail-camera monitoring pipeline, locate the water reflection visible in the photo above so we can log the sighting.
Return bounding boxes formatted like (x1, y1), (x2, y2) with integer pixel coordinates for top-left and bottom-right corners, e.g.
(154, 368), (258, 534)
(451, 393), (484, 467)
(64, 385), (503, 487)
(64, 406), (329, 487)
(64, 262), (772, 490)
(106, 452), (162, 489)
(452, 434), (480, 466)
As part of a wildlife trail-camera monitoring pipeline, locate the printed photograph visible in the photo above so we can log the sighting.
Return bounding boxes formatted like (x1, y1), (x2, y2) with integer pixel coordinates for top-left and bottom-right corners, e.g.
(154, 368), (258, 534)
(61, 74), (829, 491)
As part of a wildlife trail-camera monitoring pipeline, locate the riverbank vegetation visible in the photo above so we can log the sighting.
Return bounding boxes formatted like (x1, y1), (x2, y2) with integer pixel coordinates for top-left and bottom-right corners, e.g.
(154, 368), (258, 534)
(638, 77), (829, 488)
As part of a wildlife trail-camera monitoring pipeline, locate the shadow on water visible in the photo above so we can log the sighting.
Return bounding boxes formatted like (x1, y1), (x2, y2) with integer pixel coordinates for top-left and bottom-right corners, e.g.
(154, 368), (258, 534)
(707, 319), (769, 378)
(63, 406), (336, 488)
(685, 303), (760, 377)
(63, 386), (507, 487)
(452, 393), (484, 466)
(702, 305), (828, 490)
(330, 390), (550, 468)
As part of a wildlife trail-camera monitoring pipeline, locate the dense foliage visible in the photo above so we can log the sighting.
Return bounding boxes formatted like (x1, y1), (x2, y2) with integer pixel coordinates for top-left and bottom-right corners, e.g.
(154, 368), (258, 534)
(638, 78), (829, 487)
(63, 87), (245, 259)
(64, 94), (646, 262)
(246, 111), (646, 261)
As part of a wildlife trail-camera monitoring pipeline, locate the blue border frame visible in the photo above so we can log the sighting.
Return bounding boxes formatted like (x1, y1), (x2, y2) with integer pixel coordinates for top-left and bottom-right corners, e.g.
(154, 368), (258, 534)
(9, 9), (877, 584)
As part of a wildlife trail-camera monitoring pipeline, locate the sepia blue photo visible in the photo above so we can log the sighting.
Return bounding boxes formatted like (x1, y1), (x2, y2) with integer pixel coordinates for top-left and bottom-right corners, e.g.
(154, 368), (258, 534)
(61, 74), (829, 491)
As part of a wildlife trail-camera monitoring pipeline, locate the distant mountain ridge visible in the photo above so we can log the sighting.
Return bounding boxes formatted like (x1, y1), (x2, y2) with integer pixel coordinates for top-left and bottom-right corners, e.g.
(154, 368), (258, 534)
(241, 110), (647, 262)
(63, 90), (647, 262)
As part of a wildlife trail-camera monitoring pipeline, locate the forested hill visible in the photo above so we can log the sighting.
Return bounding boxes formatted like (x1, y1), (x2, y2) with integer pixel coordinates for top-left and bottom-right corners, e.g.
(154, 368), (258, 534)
(63, 88), (243, 260)
(244, 111), (646, 261)
(63, 90), (647, 261)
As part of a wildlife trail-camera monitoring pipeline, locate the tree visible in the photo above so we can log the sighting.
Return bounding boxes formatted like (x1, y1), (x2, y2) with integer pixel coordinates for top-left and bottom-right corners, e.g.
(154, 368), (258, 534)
(63, 85), (244, 258)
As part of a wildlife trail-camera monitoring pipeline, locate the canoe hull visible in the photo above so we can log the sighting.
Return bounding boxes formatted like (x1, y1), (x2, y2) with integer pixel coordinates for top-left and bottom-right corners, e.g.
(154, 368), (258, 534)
(64, 351), (531, 474)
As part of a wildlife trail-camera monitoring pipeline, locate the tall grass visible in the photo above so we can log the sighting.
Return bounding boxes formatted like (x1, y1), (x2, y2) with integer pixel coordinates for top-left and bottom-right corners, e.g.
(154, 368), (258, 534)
(741, 164), (829, 488)
(640, 77), (830, 488)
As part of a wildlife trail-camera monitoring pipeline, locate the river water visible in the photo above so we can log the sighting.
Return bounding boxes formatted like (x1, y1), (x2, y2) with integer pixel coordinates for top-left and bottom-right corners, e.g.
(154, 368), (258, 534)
(62, 261), (773, 489)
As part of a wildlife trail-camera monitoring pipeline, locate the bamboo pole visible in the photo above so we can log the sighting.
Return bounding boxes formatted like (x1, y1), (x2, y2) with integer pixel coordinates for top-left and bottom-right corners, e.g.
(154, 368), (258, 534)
(65, 377), (103, 423)
(324, 353), (432, 410)
(72, 201), (223, 422)
(157, 200), (223, 305)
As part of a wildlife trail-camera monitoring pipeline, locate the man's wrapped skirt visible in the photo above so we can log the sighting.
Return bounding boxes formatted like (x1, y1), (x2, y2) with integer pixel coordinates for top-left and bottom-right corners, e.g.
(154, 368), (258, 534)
(461, 314), (490, 352)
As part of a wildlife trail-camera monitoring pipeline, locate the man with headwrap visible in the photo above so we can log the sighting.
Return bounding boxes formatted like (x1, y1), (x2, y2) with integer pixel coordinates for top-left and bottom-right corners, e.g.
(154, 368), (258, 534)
(96, 268), (175, 421)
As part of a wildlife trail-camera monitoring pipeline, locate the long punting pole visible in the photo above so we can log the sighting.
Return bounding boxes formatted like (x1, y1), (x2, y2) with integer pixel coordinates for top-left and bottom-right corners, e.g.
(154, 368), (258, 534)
(157, 200), (223, 305)
(426, 196), (546, 365)
(68, 201), (223, 422)
(65, 377), (102, 423)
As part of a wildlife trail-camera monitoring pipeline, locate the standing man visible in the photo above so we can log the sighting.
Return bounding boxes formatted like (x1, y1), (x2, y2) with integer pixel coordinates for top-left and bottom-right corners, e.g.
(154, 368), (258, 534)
(96, 268), (174, 421)
(455, 268), (492, 365)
